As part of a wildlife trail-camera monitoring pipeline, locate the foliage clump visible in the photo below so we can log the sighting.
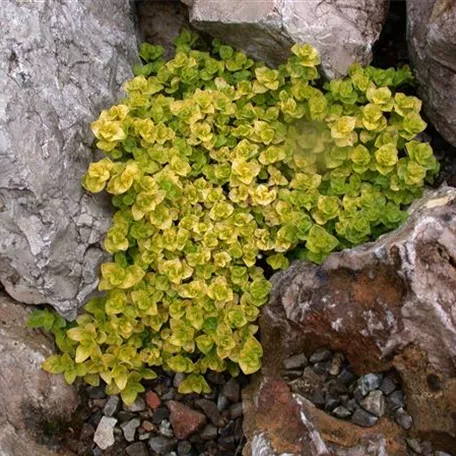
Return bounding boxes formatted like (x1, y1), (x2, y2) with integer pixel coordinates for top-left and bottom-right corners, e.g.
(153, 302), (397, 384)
(29, 30), (438, 404)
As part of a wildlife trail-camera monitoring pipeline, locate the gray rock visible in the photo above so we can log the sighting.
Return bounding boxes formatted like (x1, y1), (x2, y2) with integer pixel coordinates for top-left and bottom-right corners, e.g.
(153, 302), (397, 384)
(360, 390), (385, 417)
(0, 293), (79, 455)
(332, 406), (352, 419)
(313, 361), (331, 376)
(310, 349), (332, 364)
(329, 353), (344, 377)
(407, 0), (456, 147)
(117, 411), (136, 423)
(324, 396), (341, 412)
(125, 442), (148, 456)
(187, 0), (389, 79)
(200, 424), (218, 440)
(222, 378), (240, 403)
(387, 390), (405, 411)
(407, 438), (423, 454)
(337, 368), (356, 386)
(0, 0), (138, 318)
(395, 407), (413, 430)
(103, 396), (120, 417)
(121, 418), (140, 443)
(346, 399), (358, 413)
(124, 397), (146, 413)
(148, 436), (178, 455)
(379, 377), (396, 396)
(351, 408), (378, 427)
(177, 440), (193, 455)
(159, 419), (174, 438)
(283, 353), (308, 370)
(229, 402), (243, 420)
(173, 373), (185, 389)
(94, 416), (117, 450)
(358, 374), (383, 394)
(195, 399), (224, 427)
(152, 407), (170, 424)
(217, 393), (230, 412)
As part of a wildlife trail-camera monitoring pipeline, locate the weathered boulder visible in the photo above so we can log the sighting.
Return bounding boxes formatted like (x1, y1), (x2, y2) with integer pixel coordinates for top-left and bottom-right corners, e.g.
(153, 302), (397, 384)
(243, 186), (456, 455)
(185, 0), (389, 78)
(0, 292), (79, 455)
(407, 0), (456, 147)
(0, 0), (139, 318)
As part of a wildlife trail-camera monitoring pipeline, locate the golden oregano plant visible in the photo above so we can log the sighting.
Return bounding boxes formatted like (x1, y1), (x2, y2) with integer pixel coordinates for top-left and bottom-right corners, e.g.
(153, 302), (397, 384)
(28, 30), (439, 404)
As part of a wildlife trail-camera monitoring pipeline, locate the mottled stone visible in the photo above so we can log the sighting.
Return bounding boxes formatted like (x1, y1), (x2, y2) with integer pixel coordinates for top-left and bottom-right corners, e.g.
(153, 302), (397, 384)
(94, 416), (117, 450)
(0, 0), (138, 317)
(360, 391), (385, 417)
(379, 377), (397, 396)
(407, 0), (456, 146)
(145, 390), (161, 410)
(124, 397), (146, 413)
(200, 424), (218, 440)
(121, 418), (140, 443)
(395, 408), (413, 430)
(167, 401), (206, 440)
(351, 408), (378, 428)
(283, 353), (308, 370)
(186, 0), (389, 79)
(387, 391), (405, 411)
(0, 293), (79, 455)
(310, 349), (332, 364)
(148, 436), (177, 455)
(103, 396), (120, 417)
(195, 399), (224, 427)
(332, 406), (352, 419)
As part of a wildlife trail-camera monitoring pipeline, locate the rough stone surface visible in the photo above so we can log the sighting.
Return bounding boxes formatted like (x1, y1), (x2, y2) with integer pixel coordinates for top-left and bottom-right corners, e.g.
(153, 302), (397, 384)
(0, 0), (138, 318)
(93, 416), (117, 450)
(244, 186), (456, 455)
(407, 0), (456, 147)
(167, 401), (207, 440)
(148, 435), (177, 455)
(186, 0), (389, 78)
(0, 293), (79, 456)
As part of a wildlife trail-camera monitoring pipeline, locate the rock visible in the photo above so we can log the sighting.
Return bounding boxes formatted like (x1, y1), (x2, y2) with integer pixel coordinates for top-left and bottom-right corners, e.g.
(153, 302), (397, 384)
(222, 378), (240, 403)
(387, 391), (405, 411)
(103, 396), (120, 417)
(167, 401), (206, 440)
(124, 397), (146, 413)
(146, 390), (161, 410)
(249, 186), (456, 452)
(407, 438), (423, 454)
(200, 424), (218, 440)
(229, 402), (243, 420)
(141, 420), (155, 432)
(407, 0), (456, 147)
(148, 436), (177, 455)
(434, 452), (453, 456)
(313, 361), (331, 376)
(358, 374), (384, 394)
(177, 440), (193, 455)
(0, 0), (138, 318)
(0, 293), (79, 455)
(310, 349), (332, 364)
(283, 353), (308, 370)
(159, 419), (174, 438)
(329, 353), (344, 377)
(121, 418), (140, 443)
(360, 391), (385, 417)
(338, 368), (357, 386)
(217, 394), (230, 412)
(117, 411), (136, 423)
(395, 408), (413, 430)
(332, 406), (352, 419)
(152, 406), (170, 424)
(195, 399), (224, 427)
(186, 0), (389, 78)
(379, 377), (397, 396)
(93, 416), (117, 450)
(125, 442), (149, 456)
(173, 373), (185, 389)
(324, 396), (341, 412)
(351, 408), (378, 428)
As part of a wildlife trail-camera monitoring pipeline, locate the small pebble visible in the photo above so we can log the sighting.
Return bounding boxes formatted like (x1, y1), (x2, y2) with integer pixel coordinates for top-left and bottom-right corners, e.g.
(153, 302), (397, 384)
(217, 393), (230, 412)
(161, 387), (175, 402)
(200, 424), (218, 440)
(313, 360), (331, 376)
(146, 390), (161, 409)
(351, 408), (378, 427)
(358, 373), (383, 394)
(310, 349), (332, 363)
(407, 438), (423, 454)
(229, 402), (243, 420)
(337, 368), (356, 386)
(218, 435), (236, 451)
(360, 390), (385, 417)
(86, 386), (106, 399)
(329, 353), (344, 376)
(379, 376), (396, 396)
(324, 395), (341, 412)
(148, 436), (177, 455)
(159, 419), (174, 438)
(173, 373), (185, 388)
(395, 407), (413, 430)
(93, 416), (117, 450)
(177, 440), (193, 455)
(387, 390), (405, 411)
(102, 395), (120, 417)
(117, 411), (136, 423)
(206, 372), (225, 384)
(195, 398), (225, 427)
(125, 442), (148, 456)
(121, 418), (140, 442)
(152, 407), (170, 424)
(124, 397), (146, 412)
(283, 353), (308, 370)
(222, 378), (240, 402)
(141, 420), (155, 432)
(332, 406), (352, 418)
(283, 369), (304, 380)
(139, 432), (151, 441)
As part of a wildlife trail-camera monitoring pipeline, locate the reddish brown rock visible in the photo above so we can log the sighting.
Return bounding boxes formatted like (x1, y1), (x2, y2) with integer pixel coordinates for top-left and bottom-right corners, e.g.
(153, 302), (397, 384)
(167, 401), (207, 440)
(146, 390), (161, 410)
(244, 187), (456, 455)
